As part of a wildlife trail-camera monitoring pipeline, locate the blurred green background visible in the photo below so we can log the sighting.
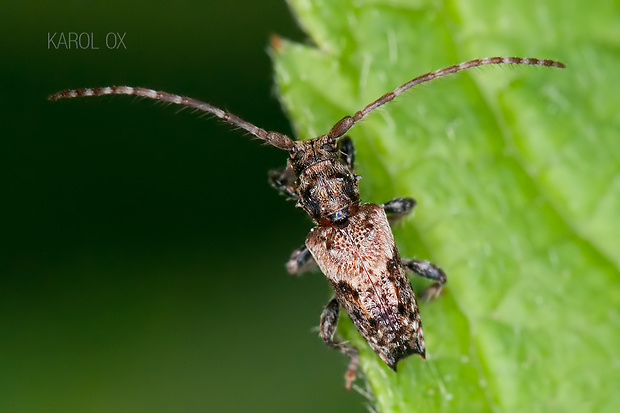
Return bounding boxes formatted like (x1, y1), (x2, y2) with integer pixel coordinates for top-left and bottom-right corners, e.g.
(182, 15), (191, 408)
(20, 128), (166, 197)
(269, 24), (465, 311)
(1, 1), (368, 411)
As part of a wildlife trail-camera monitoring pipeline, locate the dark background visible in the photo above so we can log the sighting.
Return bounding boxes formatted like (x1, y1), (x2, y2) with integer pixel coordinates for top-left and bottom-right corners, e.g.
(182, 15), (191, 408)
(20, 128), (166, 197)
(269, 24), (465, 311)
(1, 1), (367, 411)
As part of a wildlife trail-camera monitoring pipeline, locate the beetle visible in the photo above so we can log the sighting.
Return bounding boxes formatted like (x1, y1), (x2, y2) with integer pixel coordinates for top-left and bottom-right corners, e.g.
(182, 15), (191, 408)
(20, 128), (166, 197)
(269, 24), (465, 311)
(50, 56), (565, 388)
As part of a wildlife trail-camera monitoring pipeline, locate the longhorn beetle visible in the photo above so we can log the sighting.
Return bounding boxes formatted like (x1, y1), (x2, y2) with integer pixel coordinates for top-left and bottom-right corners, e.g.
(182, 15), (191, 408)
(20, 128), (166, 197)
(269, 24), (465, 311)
(50, 56), (565, 388)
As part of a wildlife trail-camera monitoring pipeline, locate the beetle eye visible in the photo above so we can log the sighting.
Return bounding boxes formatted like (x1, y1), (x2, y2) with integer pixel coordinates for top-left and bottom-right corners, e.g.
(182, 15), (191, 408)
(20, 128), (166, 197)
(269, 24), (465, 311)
(321, 138), (337, 151)
(289, 146), (303, 161)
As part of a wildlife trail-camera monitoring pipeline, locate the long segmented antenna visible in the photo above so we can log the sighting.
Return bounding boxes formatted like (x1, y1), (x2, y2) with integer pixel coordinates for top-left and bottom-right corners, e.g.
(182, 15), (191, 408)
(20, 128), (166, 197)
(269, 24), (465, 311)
(50, 57), (564, 146)
(49, 86), (295, 150)
(326, 56), (565, 139)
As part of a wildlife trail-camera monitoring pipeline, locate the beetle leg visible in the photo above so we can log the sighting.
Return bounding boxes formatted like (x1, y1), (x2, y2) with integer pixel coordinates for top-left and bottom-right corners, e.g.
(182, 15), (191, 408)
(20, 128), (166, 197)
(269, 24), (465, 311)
(382, 197), (416, 217)
(402, 259), (447, 301)
(285, 245), (316, 275)
(338, 135), (355, 170)
(320, 295), (359, 389)
(268, 164), (297, 199)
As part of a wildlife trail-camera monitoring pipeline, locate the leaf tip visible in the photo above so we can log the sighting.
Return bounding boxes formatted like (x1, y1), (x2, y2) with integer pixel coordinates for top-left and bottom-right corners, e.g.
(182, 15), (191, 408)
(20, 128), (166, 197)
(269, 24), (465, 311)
(270, 34), (283, 53)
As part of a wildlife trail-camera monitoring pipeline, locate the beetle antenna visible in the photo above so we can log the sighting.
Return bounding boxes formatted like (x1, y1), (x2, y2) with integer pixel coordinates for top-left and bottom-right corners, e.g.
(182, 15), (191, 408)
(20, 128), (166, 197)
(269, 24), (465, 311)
(326, 57), (565, 139)
(49, 86), (295, 150)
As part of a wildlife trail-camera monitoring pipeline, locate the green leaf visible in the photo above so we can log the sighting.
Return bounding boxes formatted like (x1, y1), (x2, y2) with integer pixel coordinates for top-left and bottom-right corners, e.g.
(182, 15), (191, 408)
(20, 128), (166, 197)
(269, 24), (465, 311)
(271, 0), (620, 411)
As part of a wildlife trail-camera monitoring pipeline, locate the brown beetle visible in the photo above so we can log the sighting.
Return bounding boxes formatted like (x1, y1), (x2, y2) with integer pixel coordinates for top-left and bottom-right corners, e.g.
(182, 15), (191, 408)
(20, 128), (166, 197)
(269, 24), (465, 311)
(50, 56), (565, 388)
